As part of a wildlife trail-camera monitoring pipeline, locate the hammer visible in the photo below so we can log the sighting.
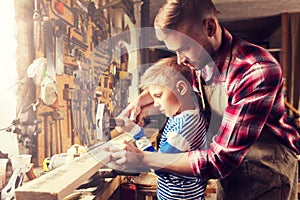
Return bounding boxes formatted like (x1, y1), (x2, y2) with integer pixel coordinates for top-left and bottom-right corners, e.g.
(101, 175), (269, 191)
(95, 104), (126, 142)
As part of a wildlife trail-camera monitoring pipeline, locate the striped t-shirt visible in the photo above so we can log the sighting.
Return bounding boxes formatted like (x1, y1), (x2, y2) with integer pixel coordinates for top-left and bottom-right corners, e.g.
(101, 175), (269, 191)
(135, 109), (207, 200)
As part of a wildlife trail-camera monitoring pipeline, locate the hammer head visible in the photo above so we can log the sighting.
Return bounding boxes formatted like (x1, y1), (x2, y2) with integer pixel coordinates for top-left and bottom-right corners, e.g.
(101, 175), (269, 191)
(96, 104), (130, 143)
(96, 104), (114, 142)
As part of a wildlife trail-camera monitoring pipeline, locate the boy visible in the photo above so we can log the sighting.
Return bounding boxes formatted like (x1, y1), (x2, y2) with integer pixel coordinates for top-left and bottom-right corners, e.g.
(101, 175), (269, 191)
(118, 56), (208, 200)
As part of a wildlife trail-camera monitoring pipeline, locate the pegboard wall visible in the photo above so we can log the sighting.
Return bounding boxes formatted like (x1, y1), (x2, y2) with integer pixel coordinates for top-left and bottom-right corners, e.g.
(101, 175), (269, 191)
(30, 0), (132, 166)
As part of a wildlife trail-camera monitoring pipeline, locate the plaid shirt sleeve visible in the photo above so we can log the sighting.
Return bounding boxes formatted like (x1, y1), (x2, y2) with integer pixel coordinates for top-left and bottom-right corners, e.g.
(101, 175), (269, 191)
(188, 47), (294, 179)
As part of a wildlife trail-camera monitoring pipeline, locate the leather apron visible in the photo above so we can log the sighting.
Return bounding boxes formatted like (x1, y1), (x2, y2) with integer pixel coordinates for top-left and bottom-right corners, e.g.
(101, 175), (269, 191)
(201, 82), (298, 200)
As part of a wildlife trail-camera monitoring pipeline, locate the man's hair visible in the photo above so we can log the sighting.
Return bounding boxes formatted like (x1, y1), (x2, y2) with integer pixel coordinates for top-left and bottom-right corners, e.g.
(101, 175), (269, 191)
(140, 56), (193, 90)
(154, 0), (218, 30)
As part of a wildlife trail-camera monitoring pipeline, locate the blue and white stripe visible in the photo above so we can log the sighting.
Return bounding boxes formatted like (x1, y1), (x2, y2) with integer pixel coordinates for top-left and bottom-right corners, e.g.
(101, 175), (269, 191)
(156, 109), (207, 200)
(135, 109), (207, 200)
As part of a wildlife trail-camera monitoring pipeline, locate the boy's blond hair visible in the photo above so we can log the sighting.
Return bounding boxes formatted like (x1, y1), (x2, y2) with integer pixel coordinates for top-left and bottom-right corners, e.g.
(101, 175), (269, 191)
(140, 56), (193, 90)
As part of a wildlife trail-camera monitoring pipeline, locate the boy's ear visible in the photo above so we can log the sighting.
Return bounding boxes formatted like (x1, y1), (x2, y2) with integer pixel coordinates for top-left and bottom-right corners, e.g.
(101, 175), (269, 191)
(176, 81), (188, 95)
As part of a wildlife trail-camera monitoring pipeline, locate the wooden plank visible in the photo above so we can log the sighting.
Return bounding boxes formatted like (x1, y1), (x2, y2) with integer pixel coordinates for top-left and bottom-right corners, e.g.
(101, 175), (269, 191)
(15, 133), (133, 200)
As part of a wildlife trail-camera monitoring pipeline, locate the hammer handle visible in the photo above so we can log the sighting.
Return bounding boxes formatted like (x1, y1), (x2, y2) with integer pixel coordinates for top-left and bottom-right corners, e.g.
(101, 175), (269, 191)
(110, 118), (124, 127)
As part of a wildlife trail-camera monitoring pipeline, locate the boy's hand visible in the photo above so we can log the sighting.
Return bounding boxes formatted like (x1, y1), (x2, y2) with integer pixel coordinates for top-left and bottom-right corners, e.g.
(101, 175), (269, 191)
(115, 117), (139, 134)
(101, 140), (146, 173)
(116, 97), (142, 123)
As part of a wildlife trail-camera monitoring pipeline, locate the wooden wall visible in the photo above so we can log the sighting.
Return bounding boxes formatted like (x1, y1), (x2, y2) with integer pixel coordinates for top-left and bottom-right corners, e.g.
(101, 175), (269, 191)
(31, 0), (131, 166)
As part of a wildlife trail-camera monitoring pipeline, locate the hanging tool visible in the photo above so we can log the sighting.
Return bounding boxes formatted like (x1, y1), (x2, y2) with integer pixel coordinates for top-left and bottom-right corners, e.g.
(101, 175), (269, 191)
(52, 109), (62, 154)
(54, 20), (66, 75)
(40, 72), (58, 106)
(49, 0), (75, 27)
(49, 120), (55, 156)
(79, 95), (91, 146)
(44, 2), (56, 81)
(67, 27), (73, 56)
(86, 96), (95, 140)
(55, 119), (59, 154)
(63, 84), (75, 144)
(73, 68), (91, 146)
(39, 111), (53, 158)
(33, 0), (41, 51)
(53, 109), (64, 153)
(58, 116), (63, 152)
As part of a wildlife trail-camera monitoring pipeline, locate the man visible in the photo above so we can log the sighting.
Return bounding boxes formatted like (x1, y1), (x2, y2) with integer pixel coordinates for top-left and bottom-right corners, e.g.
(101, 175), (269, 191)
(108, 0), (299, 199)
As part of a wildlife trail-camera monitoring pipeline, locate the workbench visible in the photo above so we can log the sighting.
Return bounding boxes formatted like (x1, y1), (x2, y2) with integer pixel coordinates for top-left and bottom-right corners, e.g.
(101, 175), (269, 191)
(14, 129), (160, 200)
(14, 133), (131, 200)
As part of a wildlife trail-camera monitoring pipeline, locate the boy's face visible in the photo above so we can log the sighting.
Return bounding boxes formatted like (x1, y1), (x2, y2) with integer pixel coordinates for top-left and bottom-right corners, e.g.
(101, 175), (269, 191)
(148, 84), (180, 117)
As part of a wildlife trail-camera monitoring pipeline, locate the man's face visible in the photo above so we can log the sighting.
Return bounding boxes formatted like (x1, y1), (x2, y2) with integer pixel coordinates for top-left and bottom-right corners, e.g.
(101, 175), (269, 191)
(148, 84), (180, 117)
(162, 25), (213, 70)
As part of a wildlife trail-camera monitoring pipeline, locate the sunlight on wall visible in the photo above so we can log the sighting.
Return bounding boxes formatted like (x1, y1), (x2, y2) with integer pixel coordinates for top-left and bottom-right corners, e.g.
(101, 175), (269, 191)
(0, 0), (17, 129)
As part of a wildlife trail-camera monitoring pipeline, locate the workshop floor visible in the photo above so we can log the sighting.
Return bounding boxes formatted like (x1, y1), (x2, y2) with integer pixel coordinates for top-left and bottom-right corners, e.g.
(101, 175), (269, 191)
(205, 179), (217, 200)
(205, 193), (217, 200)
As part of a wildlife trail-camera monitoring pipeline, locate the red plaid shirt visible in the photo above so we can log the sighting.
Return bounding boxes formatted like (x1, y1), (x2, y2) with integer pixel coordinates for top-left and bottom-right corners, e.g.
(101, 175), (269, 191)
(189, 28), (299, 179)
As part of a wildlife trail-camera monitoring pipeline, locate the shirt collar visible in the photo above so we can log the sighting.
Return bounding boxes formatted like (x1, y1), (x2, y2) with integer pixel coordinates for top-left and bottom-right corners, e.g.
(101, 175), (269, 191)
(169, 108), (199, 120)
